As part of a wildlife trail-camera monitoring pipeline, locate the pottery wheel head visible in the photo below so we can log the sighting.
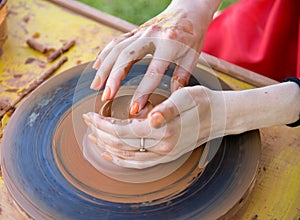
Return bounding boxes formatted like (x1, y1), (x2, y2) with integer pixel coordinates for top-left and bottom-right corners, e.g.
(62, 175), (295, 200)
(1, 61), (261, 218)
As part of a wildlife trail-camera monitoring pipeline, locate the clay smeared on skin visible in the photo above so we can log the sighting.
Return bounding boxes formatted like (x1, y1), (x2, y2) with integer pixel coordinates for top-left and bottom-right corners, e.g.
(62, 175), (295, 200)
(171, 75), (188, 91)
(138, 10), (195, 39)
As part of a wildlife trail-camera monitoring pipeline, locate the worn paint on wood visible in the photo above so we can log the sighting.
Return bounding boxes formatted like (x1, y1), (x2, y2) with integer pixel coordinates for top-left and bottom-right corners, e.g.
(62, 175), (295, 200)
(0, 0), (122, 122)
(0, 0), (121, 218)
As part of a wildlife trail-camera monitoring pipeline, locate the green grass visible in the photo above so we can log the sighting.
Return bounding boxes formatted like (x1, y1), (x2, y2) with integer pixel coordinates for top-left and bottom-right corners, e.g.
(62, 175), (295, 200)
(76, 0), (237, 25)
(218, 0), (237, 11)
(77, 0), (171, 25)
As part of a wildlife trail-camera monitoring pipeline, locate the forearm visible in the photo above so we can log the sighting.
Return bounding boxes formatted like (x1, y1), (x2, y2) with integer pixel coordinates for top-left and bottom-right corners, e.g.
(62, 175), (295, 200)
(166, 0), (222, 27)
(224, 82), (300, 134)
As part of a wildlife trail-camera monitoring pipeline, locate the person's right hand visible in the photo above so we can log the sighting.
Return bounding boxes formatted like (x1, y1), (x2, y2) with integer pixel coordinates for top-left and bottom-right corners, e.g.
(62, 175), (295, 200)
(83, 85), (228, 169)
(90, 0), (221, 115)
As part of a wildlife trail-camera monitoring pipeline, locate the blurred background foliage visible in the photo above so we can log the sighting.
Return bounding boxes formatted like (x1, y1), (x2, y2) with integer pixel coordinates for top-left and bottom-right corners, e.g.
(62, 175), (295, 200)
(76, 0), (237, 25)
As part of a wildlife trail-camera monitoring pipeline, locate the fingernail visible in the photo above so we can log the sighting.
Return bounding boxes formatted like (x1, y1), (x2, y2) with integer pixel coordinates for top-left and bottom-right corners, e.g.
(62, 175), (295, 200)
(101, 152), (113, 162)
(88, 134), (98, 145)
(84, 120), (92, 128)
(101, 86), (111, 101)
(149, 112), (165, 128)
(171, 82), (181, 93)
(129, 101), (140, 115)
(92, 59), (101, 69)
(83, 118), (93, 128)
(171, 77), (186, 92)
(82, 114), (92, 123)
(90, 75), (101, 90)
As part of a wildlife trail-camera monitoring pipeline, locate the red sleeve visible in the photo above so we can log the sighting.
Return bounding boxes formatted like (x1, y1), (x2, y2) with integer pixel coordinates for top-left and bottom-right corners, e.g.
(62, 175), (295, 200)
(202, 0), (300, 81)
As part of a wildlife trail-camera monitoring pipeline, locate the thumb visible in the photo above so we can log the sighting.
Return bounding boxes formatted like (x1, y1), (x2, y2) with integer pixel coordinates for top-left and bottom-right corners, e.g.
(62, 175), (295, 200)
(148, 87), (198, 128)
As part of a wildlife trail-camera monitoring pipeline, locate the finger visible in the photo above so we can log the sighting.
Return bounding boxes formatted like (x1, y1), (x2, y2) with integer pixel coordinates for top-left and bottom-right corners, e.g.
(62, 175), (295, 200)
(90, 35), (139, 91)
(92, 31), (136, 70)
(83, 112), (165, 140)
(84, 112), (144, 138)
(88, 124), (152, 151)
(89, 128), (140, 151)
(102, 37), (156, 101)
(129, 58), (171, 115)
(129, 38), (191, 114)
(86, 124), (141, 153)
(87, 133), (106, 152)
(87, 118), (171, 154)
(170, 65), (190, 92)
(100, 151), (169, 169)
(148, 87), (198, 128)
(90, 126), (169, 155)
(171, 48), (199, 92)
(84, 113), (172, 154)
(91, 122), (175, 155)
(102, 142), (159, 161)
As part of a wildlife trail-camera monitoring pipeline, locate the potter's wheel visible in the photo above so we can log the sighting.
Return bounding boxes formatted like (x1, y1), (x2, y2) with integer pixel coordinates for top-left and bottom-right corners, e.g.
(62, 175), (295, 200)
(1, 61), (261, 219)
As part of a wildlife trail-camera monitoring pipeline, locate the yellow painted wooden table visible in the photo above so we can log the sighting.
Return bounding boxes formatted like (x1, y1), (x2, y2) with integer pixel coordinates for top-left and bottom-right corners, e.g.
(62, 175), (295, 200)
(0, 0), (299, 219)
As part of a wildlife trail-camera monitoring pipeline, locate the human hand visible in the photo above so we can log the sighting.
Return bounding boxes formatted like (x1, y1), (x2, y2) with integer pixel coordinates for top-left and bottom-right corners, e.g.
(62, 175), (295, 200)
(90, 0), (221, 115)
(84, 80), (300, 169)
(83, 86), (227, 169)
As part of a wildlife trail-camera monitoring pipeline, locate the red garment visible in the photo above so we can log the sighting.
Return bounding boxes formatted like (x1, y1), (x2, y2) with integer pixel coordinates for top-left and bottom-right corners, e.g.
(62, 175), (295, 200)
(203, 0), (299, 81)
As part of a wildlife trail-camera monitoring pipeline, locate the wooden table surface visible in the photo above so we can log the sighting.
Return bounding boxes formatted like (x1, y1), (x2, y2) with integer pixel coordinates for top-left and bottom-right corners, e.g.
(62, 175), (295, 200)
(0, 0), (299, 219)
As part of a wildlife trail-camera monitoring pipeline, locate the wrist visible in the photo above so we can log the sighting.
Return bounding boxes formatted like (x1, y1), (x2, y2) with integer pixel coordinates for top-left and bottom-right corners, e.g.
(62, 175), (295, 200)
(167, 0), (221, 25)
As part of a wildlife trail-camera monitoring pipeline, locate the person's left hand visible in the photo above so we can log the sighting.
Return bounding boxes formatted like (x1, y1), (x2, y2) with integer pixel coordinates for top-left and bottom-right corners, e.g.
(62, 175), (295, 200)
(90, 0), (219, 115)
